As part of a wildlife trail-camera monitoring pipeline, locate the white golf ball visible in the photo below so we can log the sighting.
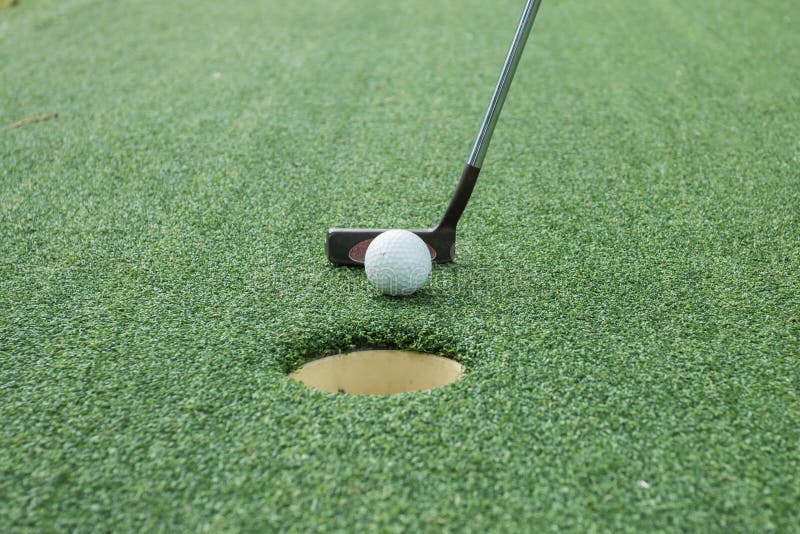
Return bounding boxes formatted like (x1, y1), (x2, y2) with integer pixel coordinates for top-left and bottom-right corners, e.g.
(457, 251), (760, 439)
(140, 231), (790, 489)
(364, 230), (432, 296)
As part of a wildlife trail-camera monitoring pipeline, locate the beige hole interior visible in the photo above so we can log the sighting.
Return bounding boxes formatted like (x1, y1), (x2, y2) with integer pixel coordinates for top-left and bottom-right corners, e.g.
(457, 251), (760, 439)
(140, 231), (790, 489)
(289, 349), (463, 395)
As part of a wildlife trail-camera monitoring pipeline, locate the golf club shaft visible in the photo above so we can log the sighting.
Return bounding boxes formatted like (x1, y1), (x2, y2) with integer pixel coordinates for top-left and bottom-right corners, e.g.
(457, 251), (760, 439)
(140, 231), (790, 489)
(467, 0), (542, 168)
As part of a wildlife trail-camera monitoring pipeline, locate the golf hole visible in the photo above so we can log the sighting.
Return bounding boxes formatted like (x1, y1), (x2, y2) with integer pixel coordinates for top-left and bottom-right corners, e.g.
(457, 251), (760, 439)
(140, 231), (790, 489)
(289, 349), (463, 395)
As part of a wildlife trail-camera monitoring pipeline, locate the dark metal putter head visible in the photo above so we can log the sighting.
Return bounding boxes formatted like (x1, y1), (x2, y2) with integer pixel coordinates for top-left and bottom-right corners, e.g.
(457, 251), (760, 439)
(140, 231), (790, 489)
(325, 164), (479, 266)
(325, 228), (453, 266)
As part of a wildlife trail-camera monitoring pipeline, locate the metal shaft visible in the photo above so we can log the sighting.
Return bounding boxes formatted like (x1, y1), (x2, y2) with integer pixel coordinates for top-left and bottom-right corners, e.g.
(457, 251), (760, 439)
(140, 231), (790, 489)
(467, 0), (542, 168)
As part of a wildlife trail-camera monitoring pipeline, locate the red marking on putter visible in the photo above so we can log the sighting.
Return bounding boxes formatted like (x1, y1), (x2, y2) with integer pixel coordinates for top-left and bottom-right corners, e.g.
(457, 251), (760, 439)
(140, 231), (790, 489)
(426, 244), (437, 260)
(348, 239), (373, 263)
(348, 238), (437, 263)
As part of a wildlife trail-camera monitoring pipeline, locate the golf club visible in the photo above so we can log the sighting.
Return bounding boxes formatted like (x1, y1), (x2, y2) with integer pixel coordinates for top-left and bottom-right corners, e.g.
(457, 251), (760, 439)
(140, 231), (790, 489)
(326, 0), (543, 266)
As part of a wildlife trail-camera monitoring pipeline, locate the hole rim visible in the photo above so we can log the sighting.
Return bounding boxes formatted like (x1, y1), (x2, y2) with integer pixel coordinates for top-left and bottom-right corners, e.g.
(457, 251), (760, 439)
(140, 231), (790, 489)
(288, 347), (465, 396)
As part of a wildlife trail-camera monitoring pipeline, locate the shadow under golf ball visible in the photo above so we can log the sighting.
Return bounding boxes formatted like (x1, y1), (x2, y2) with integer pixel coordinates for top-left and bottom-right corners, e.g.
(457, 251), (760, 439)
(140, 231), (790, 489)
(289, 349), (463, 395)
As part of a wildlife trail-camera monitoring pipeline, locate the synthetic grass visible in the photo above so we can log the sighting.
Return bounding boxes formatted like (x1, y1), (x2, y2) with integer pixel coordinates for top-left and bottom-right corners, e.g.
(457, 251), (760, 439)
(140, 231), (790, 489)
(1, 0), (799, 530)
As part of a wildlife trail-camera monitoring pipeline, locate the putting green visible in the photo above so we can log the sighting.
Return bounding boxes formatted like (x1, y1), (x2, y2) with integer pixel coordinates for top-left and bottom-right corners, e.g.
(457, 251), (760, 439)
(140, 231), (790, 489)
(1, 0), (798, 531)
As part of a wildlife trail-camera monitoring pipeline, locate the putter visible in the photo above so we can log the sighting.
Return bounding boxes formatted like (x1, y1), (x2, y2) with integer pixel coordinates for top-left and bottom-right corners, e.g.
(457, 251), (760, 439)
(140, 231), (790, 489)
(326, 0), (543, 266)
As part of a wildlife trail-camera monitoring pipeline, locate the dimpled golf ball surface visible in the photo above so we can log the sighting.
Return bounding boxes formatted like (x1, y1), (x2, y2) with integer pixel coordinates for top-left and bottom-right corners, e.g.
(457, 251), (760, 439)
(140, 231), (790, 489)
(364, 230), (432, 296)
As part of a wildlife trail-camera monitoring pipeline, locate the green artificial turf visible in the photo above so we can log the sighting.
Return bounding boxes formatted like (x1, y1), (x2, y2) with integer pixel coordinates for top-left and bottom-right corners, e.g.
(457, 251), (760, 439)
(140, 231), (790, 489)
(2, 0), (799, 531)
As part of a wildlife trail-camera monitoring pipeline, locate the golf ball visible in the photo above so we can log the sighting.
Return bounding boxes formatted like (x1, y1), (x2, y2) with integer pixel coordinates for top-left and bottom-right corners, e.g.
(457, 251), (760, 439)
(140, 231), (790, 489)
(364, 229), (432, 296)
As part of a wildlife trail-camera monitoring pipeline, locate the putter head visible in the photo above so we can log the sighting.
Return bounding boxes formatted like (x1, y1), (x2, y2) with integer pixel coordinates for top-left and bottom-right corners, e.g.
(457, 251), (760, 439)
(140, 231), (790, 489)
(325, 164), (479, 267)
(325, 227), (455, 266)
